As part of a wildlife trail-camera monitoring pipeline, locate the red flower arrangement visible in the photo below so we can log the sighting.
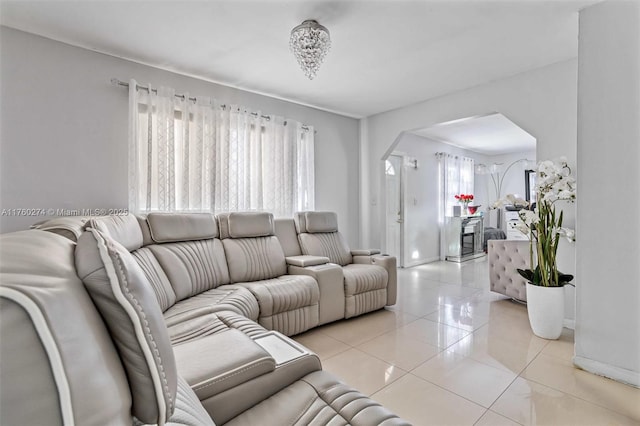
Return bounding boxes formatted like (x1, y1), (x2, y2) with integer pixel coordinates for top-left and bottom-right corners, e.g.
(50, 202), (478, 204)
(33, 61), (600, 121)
(454, 194), (474, 204)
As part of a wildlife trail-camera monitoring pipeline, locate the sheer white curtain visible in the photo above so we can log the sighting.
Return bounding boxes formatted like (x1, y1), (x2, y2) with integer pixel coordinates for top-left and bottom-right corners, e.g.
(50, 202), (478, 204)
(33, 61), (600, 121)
(128, 79), (314, 217)
(437, 153), (474, 220)
(436, 153), (474, 259)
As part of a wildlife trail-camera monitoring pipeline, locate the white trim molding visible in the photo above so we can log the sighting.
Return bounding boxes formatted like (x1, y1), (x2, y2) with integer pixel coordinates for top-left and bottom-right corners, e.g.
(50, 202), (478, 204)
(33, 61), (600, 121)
(573, 356), (640, 388)
(402, 256), (441, 268)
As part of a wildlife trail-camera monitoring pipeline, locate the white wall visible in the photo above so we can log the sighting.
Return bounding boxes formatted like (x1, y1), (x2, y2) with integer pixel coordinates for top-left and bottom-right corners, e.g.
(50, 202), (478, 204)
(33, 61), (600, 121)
(0, 28), (361, 245)
(575, 0), (640, 386)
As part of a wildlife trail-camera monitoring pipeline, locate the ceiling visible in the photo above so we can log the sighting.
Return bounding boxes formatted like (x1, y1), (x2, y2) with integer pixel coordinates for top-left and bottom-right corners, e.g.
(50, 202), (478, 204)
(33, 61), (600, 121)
(410, 113), (536, 155)
(0, 0), (599, 118)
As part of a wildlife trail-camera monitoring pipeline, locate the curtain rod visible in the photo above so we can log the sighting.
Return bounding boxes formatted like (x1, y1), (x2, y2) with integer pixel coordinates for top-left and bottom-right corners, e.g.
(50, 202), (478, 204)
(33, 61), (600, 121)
(111, 78), (312, 132)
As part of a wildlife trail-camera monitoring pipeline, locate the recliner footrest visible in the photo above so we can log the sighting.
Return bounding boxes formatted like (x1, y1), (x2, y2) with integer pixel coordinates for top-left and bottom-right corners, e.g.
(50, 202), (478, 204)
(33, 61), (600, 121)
(224, 371), (410, 426)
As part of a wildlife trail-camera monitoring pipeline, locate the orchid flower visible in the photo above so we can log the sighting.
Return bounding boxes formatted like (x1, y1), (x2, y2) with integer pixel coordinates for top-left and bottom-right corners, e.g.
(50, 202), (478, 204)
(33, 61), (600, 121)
(502, 157), (577, 287)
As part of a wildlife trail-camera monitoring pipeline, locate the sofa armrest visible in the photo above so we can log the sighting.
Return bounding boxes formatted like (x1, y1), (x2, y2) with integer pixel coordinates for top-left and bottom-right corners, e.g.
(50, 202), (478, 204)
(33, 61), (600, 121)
(372, 255), (397, 306)
(285, 255), (330, 267)
(351, 254), (397, 305)
(288, 263), (345, 325)
(173, 329), (276, 401)
(351, 249), (381, 256)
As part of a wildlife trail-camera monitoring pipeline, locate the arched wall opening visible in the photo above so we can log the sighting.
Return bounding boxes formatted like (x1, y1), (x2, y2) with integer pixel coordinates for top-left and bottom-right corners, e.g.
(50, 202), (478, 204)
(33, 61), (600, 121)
(379, 113), (536, 267)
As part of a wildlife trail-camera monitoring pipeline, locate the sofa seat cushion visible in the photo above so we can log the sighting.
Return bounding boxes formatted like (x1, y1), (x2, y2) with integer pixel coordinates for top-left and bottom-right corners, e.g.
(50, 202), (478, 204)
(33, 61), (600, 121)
(194, 333), (322, 424)
(235, 275), (320, 336)
(173, 329), (276, 401)
(167, 309), (266, 346)
(224, 371), (409, 426)
(342, 264), (388, 319)
(164, 286), (259, 328)
(235, 276), (318, 316)
(342, 264), (388, 295)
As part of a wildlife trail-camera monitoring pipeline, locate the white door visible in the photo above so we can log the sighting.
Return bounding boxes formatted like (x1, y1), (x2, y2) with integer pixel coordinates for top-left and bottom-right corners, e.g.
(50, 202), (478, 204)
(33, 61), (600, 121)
(385, 155), (404, 266)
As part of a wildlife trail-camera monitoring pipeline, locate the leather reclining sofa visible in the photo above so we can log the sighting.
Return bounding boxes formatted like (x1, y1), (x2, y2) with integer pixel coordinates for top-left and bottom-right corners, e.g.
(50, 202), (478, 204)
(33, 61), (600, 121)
(0, 210), (408, 425)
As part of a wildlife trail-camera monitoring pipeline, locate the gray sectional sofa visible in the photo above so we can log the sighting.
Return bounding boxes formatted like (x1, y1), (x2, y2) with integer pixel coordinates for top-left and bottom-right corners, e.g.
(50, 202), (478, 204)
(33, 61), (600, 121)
(0, 211), (407, 425)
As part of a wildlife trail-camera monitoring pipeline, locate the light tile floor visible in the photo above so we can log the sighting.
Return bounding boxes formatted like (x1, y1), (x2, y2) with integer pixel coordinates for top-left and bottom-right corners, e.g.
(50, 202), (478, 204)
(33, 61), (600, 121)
(293, 258), (640, 426)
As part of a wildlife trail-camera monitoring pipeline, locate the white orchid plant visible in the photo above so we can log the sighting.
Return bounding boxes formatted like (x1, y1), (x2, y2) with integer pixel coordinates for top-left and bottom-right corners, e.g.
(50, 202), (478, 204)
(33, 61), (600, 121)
(503, 157), (577, 287)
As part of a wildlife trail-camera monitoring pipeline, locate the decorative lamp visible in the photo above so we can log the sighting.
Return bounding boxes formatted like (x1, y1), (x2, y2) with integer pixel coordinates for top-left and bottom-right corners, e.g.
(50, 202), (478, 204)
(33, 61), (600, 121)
(290, 19), (331, 80)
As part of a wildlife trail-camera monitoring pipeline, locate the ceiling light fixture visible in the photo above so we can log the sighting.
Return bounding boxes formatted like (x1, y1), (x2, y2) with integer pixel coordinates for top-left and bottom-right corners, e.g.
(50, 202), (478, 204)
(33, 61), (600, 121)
(289, 19), (331, 80)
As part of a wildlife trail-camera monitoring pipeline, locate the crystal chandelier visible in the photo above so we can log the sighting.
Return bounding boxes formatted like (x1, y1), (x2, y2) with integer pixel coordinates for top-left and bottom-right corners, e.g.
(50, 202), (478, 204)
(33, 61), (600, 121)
(289, 20), (331, 80)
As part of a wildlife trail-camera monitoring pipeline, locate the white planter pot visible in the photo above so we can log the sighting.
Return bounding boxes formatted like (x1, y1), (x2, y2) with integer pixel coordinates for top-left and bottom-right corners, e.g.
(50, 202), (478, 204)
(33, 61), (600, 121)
(526, 283), (565, 340)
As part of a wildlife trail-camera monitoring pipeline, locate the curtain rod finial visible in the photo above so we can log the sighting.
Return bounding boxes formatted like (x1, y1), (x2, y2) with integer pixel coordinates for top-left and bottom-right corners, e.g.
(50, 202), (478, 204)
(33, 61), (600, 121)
(111, 78), (127, 87)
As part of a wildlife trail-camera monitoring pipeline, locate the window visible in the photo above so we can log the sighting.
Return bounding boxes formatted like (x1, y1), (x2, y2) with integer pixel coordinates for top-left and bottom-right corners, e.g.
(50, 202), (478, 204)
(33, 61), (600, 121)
(437, 153), (475, 221)
(385, 160), (396, 176)
(128, 81), (314, 217)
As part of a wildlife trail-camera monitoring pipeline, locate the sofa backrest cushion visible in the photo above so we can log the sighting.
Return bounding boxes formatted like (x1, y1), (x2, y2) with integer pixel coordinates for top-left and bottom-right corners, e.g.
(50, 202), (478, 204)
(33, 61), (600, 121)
(294, 211), (339, 233)
(294, 212), (353, 266)
(1, 231), (132, 426)
(222, 236), (287, 282)
(274, 218), (302, 257)
(217, 212), (287, 282)
(137, 215), (155, 246)
(148, 239), (231, 300)
(217, 211), (274, 239)
(90, 214), (144, 252)
(90, 215), (181, 311)
(76, 228), (177, 425)
(147, 213), (218, 243)
(132, 247), (177, 312)
(297, 232), (353, 266)
(30, 216), (89, 242)
(140, 213), (230, 301)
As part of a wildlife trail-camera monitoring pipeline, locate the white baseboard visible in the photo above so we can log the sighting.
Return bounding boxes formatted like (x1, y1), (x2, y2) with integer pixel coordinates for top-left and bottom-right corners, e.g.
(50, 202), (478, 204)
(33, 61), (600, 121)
(402, 256), (440, 268)
(563, 319), (575, 330)
(573, 356), (640, 388)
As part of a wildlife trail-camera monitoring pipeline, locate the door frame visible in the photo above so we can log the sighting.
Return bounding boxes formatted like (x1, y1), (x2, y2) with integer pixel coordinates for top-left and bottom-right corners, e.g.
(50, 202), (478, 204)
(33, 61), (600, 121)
(384, 152), (406, 267)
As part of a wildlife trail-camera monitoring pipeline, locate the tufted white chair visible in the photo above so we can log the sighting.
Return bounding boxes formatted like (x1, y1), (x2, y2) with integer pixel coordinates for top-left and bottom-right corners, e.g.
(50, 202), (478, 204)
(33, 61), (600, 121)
(487, 240), (530, 301)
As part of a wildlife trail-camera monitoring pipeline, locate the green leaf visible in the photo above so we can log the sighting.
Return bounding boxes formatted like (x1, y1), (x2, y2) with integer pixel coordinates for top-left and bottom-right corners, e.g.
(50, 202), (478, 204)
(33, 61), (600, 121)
(558, 273), (574, 284)
(558, 209), (564, 227)
(517, 268), (534, 282)
(533, 265), (542, 284)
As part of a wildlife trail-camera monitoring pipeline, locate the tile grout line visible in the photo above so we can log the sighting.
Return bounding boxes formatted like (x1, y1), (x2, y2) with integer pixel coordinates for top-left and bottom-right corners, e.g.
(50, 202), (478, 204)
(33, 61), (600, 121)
(484, 332), (550, 407)
(516, 352), (639, 421)
(320, 261), (638, 425)
(405, 371), (490, 416)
